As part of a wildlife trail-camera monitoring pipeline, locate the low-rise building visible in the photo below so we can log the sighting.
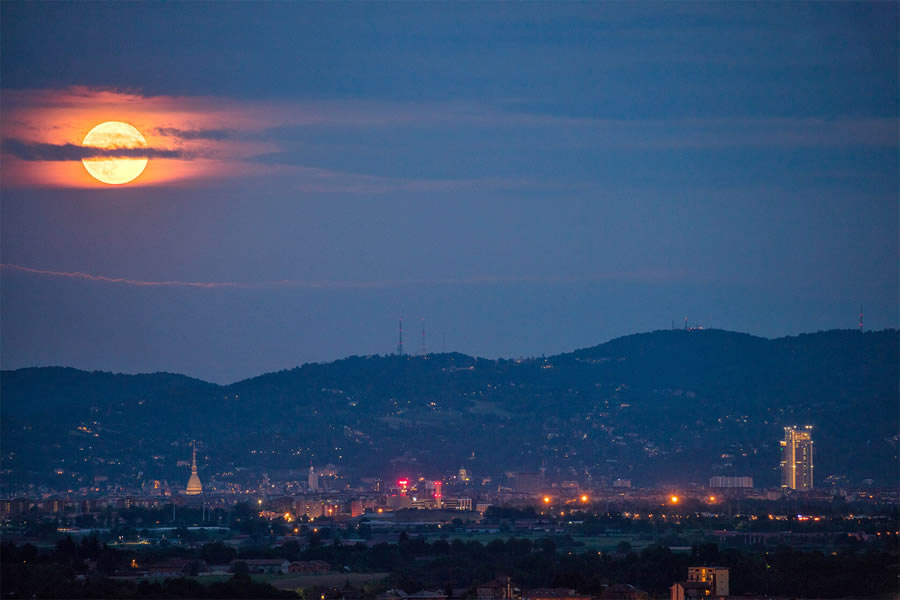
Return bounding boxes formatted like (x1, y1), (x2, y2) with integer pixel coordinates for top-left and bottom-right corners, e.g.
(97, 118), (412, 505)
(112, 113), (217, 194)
(147, 558), (207, 577)
(670, 582), (711, 600)
(670, 566), (729, 600)
(599, 584), (649, 600)
(236, 558), (289, 574)
(477, 577), (517, 600)
(687, 566), (728, 596)
(288, 559), (330, 574)
(522, 589), (591, 600)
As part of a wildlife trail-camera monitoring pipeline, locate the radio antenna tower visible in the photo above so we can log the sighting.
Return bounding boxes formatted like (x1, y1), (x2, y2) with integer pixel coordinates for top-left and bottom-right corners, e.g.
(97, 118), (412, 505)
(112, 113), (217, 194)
(397, 318), (404, 355)
(421, 318), (427, 355)
(858, 306), (863, 331)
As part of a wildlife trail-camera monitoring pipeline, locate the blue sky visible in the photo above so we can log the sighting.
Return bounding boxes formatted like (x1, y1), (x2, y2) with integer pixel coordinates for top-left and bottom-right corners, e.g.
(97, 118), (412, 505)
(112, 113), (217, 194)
(1, 3), (896, 383)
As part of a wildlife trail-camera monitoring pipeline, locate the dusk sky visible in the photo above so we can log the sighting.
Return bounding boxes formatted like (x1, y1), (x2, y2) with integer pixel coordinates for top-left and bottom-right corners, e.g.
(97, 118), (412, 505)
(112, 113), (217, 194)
(1, 3), (896, 384)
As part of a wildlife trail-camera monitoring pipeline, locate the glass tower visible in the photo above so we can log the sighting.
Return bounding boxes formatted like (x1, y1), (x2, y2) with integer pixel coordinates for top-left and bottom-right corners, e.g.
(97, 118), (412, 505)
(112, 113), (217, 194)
(780, 425), (814, 490)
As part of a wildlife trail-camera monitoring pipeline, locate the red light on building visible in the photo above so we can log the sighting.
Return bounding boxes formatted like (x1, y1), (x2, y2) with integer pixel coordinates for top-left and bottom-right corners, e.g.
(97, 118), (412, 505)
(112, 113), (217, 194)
(398, 479), (409, 495)
(433, 481), (442, 498)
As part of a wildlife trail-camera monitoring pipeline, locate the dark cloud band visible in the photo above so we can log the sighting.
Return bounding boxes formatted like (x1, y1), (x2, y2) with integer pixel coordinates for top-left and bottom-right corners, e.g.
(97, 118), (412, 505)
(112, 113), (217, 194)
(1, 139), (189, 161)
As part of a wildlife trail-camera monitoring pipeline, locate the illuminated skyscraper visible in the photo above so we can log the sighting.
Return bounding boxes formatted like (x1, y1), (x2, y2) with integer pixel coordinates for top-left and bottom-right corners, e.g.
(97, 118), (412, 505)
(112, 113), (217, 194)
(780, 426), (814, 490)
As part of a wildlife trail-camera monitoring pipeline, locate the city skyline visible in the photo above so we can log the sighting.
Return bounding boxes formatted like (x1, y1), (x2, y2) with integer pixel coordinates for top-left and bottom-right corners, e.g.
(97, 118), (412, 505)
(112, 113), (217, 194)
(0, 3), (897, 598)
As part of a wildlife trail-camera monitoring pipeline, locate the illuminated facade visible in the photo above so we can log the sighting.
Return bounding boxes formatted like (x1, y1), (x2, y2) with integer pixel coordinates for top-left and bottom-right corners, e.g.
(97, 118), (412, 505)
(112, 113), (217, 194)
(688, 566), (728, 596)
(708, 476), (753, 489)
(670, 566), (729, 600)
(185, 444), (203, 496)
(433, 480), (442, 509)
(780, 425), (814, 490)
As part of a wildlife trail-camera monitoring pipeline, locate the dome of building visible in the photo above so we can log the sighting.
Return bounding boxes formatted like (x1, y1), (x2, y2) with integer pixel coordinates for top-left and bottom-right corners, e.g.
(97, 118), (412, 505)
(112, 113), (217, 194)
(185, 444), (203, 495)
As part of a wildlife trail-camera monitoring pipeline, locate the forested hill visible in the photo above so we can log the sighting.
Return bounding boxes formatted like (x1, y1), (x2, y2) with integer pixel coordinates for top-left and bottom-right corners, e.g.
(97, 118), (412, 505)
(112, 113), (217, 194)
(2, 329), (897, 488)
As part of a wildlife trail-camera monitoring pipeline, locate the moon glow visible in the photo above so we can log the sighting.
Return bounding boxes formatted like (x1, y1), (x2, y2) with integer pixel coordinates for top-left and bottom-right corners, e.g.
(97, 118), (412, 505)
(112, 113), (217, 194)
(81, 121), (148, 185)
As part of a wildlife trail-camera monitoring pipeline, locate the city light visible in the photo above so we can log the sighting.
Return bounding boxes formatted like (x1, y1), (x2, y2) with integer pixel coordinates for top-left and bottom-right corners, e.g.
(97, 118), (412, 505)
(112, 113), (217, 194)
(670, 495), (679, 504)
(543, 496), (551, 504)
(581, 494), (589, 503)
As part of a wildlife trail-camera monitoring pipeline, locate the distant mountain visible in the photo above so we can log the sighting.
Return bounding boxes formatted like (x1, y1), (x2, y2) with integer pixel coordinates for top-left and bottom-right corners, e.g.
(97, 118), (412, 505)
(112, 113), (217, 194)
(2, 329), (897, 490)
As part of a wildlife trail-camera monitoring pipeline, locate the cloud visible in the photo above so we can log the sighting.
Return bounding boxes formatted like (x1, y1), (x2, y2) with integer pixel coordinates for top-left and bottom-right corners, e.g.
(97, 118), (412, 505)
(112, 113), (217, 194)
(153, 127), (236, 141)
(0, 263), (687, 290)
(4, 86), (894, 190)
(2, 139), (190, 161)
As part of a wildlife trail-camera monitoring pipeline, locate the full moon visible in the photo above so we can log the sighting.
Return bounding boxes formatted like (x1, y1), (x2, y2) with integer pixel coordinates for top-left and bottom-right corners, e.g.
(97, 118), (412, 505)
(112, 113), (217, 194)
(81, 121), (148, 185)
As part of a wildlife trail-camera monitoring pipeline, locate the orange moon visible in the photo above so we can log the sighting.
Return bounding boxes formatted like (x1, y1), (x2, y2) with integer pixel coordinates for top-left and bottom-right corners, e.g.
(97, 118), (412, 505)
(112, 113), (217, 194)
(81, 121), (148, 185)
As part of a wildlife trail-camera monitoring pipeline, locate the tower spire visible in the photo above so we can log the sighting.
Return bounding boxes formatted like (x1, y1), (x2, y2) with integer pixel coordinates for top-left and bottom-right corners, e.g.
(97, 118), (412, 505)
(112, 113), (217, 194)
(186, 441), (203, 495)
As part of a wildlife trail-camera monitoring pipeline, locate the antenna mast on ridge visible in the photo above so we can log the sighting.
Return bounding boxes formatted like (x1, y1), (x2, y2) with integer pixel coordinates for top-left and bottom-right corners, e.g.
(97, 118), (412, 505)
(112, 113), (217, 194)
(421, 318), (427, 355)
(397, 318), (404, 355)
(858, 306), (864, 331)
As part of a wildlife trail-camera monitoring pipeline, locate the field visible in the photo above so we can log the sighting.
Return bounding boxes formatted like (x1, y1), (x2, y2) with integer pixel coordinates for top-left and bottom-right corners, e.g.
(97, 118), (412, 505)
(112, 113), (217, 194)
(262, 572), (389, 590)
(137, 572), (389, 590)
(421, 531), (654, 553)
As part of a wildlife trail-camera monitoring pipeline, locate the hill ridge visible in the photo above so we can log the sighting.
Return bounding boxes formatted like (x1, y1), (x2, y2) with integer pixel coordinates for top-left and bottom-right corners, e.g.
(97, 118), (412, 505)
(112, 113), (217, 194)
(3, 327), (893, 386)
(2, 328), (896, 489)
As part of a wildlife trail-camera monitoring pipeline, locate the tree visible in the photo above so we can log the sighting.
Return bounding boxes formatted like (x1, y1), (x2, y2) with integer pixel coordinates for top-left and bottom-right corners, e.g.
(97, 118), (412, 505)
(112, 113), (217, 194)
(202, 540), (237, 564)
(232, 560), (250, 581)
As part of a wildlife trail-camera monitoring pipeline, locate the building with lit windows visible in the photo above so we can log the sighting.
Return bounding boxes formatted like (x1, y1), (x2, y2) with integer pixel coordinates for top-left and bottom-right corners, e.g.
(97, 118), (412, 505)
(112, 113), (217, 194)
(708, 476), (753, 488)
(670, 566), (729, 600)
(308, 466), (318, 492)
(687, 567), (728, 596)
(780, 426), (814, 490)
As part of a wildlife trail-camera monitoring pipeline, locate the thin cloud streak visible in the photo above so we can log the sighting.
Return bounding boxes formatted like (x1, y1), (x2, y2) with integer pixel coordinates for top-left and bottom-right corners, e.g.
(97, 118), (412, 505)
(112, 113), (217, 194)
(0, 263), (687, 290)
(153, 127), (236, 141)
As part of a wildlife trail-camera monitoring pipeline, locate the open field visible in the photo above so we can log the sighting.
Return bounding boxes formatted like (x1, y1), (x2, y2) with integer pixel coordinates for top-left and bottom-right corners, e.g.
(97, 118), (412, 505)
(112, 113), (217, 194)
(136, 572), (388, 589)
(421, 531), (654, 552)
(263, 572), (389, 590)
